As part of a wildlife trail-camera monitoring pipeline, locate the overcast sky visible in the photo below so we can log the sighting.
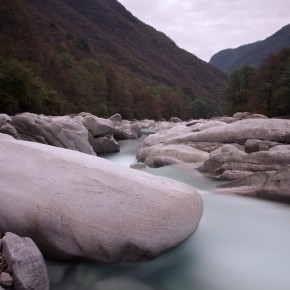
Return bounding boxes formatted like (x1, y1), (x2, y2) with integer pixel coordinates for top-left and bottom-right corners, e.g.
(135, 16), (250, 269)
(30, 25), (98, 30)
(117, 0), (290, 62)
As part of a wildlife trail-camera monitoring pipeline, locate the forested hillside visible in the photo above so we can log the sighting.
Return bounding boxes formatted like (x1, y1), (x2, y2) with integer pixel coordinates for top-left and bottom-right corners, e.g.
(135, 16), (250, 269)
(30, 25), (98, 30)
(210, 24), (290, 75)
(223, 48), (290, 117)
(0, 0), (226, 119)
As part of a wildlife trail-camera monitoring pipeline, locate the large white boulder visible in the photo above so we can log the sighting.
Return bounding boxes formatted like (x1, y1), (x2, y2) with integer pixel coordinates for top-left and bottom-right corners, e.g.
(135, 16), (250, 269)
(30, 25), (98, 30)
(12, 113), (95, 155)
(137, 144), (209, 168)
(166, 119), (290, 145)
(0, 137), (203, 263)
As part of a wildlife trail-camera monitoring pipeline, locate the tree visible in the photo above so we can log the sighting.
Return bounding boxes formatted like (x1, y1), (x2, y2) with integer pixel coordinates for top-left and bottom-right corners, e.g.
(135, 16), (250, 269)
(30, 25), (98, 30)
(223, 66), (254, 115)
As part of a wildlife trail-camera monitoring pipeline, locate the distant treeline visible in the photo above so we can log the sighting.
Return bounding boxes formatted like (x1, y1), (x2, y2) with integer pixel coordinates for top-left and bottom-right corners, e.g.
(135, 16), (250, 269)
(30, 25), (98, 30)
(223, 47), (290, 117)
(0, 53), (220, 120)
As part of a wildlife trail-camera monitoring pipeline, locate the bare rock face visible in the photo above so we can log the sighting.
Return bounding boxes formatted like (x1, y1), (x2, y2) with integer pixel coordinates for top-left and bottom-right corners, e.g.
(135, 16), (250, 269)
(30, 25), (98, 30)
(0, 137), (203, 263)
(114, 123), (142, 140)
(217, 167), (290, 202)
(137, 144), (209, 168)
(165, 119), (290, 145)
(12, 113), (95, 155)
(0, 114), (18, 139)
(80, 114), (114, 138)
(2, 232), (49, 290)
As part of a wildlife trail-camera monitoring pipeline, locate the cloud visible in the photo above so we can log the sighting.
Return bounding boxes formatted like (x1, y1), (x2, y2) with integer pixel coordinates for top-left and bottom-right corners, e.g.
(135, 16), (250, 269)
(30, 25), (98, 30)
(118, 0), (290, 61)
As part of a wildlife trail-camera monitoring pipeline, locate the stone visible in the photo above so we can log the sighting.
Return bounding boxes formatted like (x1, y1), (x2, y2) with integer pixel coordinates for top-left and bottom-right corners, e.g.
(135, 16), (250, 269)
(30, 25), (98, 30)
(0, 114), (12, 126)
(149, 156), (182, 168)
(12, 113), (95, 155)
(217, 167), (290, 202)
(218, 170), (255, 180)
(89, 135), (120, 155)
(168, 117), (182, 123)
(143, 125), (191, 147)
(0, 272), (13, 287)
(130, 162), (146, 169)
(199, 144), (247, 175)
(80, 114), (114, 137)
(0, 133), (14, 140)
(188, 120), (227, 132)
(137, 144), (209, 168)
(109, 113), (122, 123)
(166, 118), (290, 145)
(0, 123), (18, 139)
(245, 139), (278, 153)
(114, 123), (142, 140)
(2, 232), (49, 290)
(200, 143), (290, 183)
(0, 138), (203, 263)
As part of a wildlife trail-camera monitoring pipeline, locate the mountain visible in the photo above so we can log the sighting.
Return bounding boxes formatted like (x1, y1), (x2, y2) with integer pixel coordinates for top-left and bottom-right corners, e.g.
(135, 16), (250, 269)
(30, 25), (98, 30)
(0, 0), (226, 119)
(209, 24), (290, 75)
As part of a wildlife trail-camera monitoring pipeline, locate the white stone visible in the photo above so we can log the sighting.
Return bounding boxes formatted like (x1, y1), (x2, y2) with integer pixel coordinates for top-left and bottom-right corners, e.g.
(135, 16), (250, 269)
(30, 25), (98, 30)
(0, 138), (203, 263)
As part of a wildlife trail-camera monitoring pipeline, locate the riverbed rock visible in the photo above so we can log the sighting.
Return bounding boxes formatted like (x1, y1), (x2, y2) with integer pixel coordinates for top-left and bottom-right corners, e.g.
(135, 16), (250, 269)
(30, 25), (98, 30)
(130, 162), (146, 169)
(168, 117), (182, 123)
(136, 144), (209, 167)
(0, 114), (18, 139)
(217, 167), (290, 202)
(0, 137), (203, 263)
(188, 120), (227, 132)
(200, 143), (290, 181)
(12, 113), (95, 155)
(245, 139), (279, 153)
(114, 123), (142, 140)
(79, 114), (114, 137)
(0, 272), (13, 287)
(137, 144), (209, 168)
(89, 135), (120, 154)
(109, 113), (122, 123)
(2, 232), (49, 290)
(144, 125), (191, 147)
(166, 118), (290, 145)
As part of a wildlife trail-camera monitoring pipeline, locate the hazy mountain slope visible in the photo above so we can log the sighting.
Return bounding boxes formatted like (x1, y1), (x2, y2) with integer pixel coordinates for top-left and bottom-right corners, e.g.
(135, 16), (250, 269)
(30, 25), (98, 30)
(210, 24), (290, 75)
(0, 0), (226, 118)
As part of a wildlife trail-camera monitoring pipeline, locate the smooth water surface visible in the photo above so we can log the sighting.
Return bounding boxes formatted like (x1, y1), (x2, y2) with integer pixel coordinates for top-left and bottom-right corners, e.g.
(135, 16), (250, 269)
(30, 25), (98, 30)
(47, 136), (290, 290)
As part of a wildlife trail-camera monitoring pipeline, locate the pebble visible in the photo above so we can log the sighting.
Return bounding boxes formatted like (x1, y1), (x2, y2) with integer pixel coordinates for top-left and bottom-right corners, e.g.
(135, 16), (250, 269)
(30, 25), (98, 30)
(0, 272), (13, 287)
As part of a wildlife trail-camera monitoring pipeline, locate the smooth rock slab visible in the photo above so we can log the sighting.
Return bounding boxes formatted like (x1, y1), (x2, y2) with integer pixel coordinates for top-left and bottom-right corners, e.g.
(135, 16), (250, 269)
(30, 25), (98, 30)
(217, 167), (290, 202)
(0, 138), (203, 263)
(2, 232), (49, 290)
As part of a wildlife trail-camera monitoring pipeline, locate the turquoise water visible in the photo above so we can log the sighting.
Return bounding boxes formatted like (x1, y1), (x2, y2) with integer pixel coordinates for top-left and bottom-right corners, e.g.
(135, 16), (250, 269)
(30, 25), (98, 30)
(47, 137), (290, 290)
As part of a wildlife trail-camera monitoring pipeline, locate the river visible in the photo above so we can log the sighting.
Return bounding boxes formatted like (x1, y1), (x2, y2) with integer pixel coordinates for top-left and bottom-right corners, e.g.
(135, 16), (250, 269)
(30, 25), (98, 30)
(47, 135), (290, 290)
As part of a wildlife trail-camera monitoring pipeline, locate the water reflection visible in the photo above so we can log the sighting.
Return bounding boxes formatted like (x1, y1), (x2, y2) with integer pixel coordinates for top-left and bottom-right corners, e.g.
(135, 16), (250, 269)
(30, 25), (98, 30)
(47, 136), (290, 290)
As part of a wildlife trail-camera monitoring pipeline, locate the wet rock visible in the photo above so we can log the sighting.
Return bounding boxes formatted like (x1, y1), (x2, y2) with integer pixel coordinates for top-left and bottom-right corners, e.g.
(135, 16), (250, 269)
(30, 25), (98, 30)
(0, 138), (203, 263)
(2, 232), (49, 290)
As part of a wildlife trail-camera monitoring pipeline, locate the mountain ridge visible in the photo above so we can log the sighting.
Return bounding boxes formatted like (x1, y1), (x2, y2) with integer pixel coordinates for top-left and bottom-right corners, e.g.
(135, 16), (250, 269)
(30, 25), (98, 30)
(210, 23), (290, 75)
(0, 0), (226, 118)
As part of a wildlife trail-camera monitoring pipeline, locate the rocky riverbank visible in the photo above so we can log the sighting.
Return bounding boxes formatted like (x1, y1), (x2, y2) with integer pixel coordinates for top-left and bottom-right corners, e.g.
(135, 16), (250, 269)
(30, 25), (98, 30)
(135, 112), (290, 202)
(0, 112), (203, 264)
